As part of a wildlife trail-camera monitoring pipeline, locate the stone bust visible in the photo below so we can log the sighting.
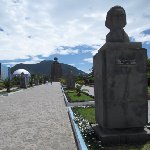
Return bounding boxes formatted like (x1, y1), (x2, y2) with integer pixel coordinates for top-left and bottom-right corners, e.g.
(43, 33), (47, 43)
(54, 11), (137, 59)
(105, 6), (129, 42)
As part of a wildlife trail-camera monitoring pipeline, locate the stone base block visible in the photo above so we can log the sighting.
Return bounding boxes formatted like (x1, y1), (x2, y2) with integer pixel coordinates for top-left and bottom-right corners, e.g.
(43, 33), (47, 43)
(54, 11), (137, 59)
(92, 124), (150, 146)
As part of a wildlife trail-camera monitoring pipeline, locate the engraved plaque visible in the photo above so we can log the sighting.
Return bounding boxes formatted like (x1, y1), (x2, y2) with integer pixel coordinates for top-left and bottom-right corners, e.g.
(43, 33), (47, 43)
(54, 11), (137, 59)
(116, 59), (136, 66)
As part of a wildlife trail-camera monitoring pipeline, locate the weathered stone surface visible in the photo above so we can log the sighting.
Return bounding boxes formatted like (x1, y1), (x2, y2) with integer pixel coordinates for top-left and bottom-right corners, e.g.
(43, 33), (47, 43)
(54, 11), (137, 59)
(94, 42), (148, 129)
(20, 73), (27, 88)
(51, 58), (62, 82)
(93, 124), (150, 145)
(105, 6), (129, 42)
(94, 5), (149, 145)
(66, 70), (75, 89)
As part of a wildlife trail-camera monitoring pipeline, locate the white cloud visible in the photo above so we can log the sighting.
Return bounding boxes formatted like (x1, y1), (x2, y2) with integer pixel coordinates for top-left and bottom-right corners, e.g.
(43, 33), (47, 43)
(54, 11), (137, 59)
(69, 64), (75, 66)
(0, 0), (149, 62)
(84, 70), (91, 74)
(55, 48), (79, 55)
(81, 49), (92, 54)
(3, 56), (44, 65)
(91, 49), (98, 56)
(83, 58), (93, 63)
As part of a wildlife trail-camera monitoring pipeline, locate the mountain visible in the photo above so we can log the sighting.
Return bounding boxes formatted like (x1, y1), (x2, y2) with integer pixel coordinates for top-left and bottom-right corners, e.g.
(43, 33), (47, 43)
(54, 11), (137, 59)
(11, 60), (87, 76)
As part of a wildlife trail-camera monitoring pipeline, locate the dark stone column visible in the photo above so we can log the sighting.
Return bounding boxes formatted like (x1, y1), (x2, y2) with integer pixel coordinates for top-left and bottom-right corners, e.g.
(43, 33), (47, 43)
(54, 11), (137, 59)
(51, 57), (62, 82)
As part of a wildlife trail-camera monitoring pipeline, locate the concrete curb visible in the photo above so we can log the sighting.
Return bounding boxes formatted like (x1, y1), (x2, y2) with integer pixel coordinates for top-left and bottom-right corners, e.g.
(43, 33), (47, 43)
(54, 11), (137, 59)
(61, 86), (69, 106)
(61, 86), (65, 93)
(67, 101), (95, 107)
(63, 89), (69, 106)
(68, 107), (88, 150)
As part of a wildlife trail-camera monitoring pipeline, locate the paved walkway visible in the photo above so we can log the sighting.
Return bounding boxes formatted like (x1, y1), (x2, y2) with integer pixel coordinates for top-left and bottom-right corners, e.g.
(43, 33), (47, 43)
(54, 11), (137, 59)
(0, 82), (76, 150)
(82, 85), (94, 96)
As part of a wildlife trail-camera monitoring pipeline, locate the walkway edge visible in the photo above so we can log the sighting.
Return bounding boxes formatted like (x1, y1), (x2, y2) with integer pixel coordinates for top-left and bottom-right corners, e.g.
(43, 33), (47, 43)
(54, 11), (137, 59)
(61, 86), (69, 106)
(0, 89), (23, 97)
(61, 86), (95, 107)
(68, 107), (88, 150)
(0, 85), (41, 97)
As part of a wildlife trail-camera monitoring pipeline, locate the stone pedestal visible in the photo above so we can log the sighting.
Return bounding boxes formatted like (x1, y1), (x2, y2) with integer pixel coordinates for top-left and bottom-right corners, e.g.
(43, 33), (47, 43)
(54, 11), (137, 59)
(66, 71), (75, 89)
(94, 42), (148, 129)
(35, 80), (39, 85)
(20, 76), (27, 88)
(93, 42), (149, 145)
(67, 77), (75, 89)
(92, 124), (150, 145)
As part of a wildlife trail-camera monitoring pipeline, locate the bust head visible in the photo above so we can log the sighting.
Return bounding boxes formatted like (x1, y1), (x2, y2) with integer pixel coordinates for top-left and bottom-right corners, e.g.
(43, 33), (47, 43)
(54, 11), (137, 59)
(105, 6), (126, 30)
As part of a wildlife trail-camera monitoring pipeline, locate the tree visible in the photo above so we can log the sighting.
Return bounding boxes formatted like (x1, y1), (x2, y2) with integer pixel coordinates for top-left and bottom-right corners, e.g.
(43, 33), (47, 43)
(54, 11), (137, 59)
(29, 74), (35, 87)
(43, 75), (49, 84)
(12, 76), (20, 86)
(147, 58), (150, 86)
(39, 75), (44, 84)
(75, 84), (89, 96)
(3, 78), (12, 92)
(60, 77), (66, 85)
(148, 58), (150, 75)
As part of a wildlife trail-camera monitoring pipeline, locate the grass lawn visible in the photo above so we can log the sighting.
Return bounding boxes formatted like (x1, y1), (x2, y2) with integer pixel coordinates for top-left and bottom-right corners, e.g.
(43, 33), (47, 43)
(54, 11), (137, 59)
(73, 107), (96, 123)
(65, 90), (94, 102)
(72, 107), (150, 150)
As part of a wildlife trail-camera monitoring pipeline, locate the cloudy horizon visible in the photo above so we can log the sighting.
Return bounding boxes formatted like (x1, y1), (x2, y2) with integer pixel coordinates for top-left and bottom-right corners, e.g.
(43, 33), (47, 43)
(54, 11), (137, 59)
(0, 0), (150, 73)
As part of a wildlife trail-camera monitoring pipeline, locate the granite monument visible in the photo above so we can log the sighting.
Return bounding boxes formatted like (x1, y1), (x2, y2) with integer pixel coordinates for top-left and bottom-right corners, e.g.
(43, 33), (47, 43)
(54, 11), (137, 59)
(66, 69), (75, 89)
(51, 57), (62, 82)
(20, 72), (27, 88)
(93, 6), (149, 145)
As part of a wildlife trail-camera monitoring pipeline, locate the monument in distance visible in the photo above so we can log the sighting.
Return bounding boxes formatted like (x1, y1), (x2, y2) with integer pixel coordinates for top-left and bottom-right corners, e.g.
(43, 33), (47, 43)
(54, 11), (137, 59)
(93, 6), (149, 145)
(66, 69), (75, 89)
(51, 57), (62, 82)
(20, 72), (27, 88)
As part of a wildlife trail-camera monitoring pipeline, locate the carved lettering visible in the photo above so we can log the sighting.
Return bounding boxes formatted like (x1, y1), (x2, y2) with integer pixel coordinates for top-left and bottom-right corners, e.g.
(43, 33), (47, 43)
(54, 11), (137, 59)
(116, 59), (136, 65)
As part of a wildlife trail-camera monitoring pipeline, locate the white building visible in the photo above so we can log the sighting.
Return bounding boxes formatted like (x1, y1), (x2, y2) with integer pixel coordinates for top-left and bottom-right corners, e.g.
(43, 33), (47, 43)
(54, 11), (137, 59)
(13, 69), (31, 85)
(0, 63), (10, 80)
(13, 69), (31, 77)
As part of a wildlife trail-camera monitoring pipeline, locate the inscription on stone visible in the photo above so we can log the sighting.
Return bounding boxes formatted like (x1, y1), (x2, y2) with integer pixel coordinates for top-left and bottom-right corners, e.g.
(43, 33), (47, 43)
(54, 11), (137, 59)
(116, 59), (136, 65)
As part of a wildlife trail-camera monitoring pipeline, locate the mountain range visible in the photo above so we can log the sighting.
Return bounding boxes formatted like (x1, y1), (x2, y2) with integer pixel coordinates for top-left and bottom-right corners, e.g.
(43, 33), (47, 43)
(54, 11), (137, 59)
(11, 60), (86, 77)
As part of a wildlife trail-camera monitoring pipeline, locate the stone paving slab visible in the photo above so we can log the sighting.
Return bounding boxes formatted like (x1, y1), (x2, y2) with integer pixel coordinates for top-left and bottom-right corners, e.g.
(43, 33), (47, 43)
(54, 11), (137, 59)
(82, 85), (94, 96)
(0, 82), (76, 150)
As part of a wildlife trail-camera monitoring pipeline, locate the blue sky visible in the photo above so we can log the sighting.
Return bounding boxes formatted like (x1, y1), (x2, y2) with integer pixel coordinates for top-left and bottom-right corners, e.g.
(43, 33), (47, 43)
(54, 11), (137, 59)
(0, 0), (150, 73)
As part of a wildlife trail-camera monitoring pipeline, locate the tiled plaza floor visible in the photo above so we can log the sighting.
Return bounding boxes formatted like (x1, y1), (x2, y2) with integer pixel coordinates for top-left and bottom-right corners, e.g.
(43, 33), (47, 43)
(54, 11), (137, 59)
(0, 82), (76, 150)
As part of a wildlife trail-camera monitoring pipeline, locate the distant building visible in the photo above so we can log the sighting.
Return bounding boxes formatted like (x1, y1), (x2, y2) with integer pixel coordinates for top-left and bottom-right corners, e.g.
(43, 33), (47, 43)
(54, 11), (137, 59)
(12, 69), (31, 86)
(13, 69), (31, 77)
(0, 63), (10, 80)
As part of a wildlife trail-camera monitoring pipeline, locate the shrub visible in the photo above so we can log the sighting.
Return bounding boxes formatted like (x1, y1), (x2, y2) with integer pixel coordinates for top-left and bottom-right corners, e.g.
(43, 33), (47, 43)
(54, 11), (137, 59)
(75, 84), (89, 96)
(60, 78), (66, 85)
(3, 78), (12, 92)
